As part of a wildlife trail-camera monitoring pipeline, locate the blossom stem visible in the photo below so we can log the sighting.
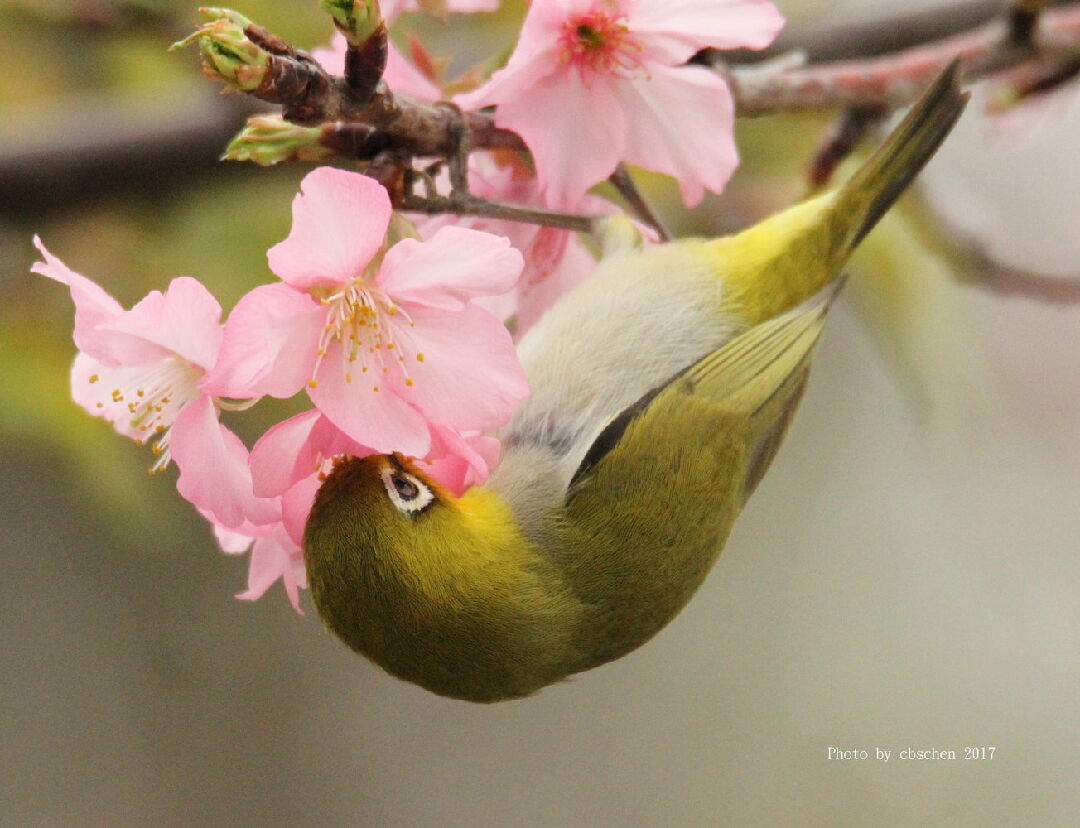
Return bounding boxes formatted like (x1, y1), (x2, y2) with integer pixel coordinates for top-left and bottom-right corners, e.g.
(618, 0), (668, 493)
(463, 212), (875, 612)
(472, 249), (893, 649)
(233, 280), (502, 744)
(608, 164), (671, 242)
(399, 191), (597, 233)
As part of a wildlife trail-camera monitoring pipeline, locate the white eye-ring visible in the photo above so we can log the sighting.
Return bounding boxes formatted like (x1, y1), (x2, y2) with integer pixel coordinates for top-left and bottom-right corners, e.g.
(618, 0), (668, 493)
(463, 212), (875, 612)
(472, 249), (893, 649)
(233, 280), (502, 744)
(380, 465), (435, 515)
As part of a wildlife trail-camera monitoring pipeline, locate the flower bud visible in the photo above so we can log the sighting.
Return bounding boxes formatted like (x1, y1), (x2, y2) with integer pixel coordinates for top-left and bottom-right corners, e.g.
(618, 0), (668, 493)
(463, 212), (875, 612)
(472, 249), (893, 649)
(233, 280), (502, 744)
(322, 0), (384, 47)
(171, 9), (268, 91)
(223, 116), (331, 166)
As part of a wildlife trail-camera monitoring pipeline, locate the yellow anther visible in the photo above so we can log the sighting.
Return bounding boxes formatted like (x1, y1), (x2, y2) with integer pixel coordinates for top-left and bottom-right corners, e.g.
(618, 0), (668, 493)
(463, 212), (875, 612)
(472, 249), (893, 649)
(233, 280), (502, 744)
(89, 374), (99, 383)
(416, 353), (425, 362)
(373, 385), (380, 392)
(308, 378), (319, 388)
(405, 378), (414, 387)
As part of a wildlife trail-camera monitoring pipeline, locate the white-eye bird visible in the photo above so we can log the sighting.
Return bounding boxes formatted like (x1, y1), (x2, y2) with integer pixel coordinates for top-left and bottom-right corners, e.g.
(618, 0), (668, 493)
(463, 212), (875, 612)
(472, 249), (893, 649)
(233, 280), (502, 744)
(303, 64), (969, 702)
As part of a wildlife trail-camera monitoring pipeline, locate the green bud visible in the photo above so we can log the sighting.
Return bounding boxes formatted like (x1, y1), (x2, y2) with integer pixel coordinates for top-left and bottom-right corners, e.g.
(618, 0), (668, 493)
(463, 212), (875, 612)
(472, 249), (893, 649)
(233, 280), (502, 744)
(196, 7), (253, 27)
(222, 116), (330, 166)
(171, 14), (268, 91)
(322, 0), (383, 46)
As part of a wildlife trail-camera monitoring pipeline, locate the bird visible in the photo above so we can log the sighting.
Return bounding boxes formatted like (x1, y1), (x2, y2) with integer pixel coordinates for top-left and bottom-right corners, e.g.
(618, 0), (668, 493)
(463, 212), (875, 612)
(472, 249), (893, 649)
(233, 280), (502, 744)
(302, 63), (970, 702)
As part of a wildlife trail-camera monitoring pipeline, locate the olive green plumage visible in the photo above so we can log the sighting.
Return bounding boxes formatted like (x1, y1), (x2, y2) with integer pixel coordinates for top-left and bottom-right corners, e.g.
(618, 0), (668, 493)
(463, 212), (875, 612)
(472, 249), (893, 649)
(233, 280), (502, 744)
(304, 64), (969, 702)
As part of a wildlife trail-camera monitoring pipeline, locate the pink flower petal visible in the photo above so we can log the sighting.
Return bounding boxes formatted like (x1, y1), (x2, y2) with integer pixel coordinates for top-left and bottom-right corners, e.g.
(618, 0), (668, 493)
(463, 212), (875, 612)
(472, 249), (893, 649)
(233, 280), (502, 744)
(492, 66), (629, 208)
(455, 42), (560, 110)
(281, 473), (322, 548)
(267, 167), (391, 290)
(100, 277), (223, 372)
(309, 337), (433, 457)
(71, 351), (203, 442)
(630, 0), (784, 61)
(171, 396), (281, 530)
(200, 283), (324, 399)
(389, 304), (529, 430)
(616, 64), (738, 207)
(212, 522), (258, 554)
(32, 237), (168, 365)
(425, 424), (502, 494)
(249, 410), (372, 498)
(378, 226), (523, 310)
(69, 352), (142, 440)
(249, 410), (324, 498)
(514, 225), (597, 332)
(237, 523), (306, 613)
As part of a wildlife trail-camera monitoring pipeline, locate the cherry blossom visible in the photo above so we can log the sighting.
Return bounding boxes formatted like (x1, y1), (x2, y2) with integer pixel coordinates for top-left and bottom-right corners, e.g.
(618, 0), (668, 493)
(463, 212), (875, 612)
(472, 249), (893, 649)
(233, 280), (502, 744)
(200, 167), (528, 460)
(32, 237), (278, 530)
(457, 0), (785, 207)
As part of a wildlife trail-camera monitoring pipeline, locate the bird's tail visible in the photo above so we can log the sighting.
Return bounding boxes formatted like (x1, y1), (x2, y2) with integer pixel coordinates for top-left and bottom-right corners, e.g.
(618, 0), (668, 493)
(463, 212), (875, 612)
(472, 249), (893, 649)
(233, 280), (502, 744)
(713, 61), (969, 326)
(836, 60), (969, 254)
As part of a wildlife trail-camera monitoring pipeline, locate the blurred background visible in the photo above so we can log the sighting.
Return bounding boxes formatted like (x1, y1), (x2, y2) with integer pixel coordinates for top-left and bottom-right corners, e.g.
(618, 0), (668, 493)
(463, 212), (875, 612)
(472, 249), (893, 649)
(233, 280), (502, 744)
(2, 0), (1078, 825)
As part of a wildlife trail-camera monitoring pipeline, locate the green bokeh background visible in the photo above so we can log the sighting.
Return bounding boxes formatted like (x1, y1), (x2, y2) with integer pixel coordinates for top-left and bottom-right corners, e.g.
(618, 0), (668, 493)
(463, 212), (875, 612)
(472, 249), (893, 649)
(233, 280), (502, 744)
(2, 1), (1079, 825)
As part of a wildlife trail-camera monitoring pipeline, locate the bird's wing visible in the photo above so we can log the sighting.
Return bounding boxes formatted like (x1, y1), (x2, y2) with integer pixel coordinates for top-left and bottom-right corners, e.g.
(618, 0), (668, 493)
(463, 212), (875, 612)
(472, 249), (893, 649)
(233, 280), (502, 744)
(554, 285), (839, 668)
(568, 282), (838, 504)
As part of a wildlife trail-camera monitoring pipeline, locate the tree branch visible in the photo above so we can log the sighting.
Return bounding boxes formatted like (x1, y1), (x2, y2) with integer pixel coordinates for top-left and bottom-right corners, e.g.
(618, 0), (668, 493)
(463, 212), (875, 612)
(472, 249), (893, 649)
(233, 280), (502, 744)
(235, 5), (1080, 157)
(9, 2), (1080, 215)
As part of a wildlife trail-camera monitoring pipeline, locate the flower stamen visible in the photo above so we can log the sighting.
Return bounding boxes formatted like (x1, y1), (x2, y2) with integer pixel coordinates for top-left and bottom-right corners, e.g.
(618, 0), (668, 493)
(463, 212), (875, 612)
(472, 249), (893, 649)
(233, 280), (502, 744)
(312, 279), (418, 388)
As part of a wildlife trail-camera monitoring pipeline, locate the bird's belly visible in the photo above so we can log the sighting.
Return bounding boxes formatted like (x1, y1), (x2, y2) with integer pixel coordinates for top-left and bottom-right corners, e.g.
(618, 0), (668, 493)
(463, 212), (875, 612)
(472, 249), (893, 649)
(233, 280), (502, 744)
(505, 241), (741, 487)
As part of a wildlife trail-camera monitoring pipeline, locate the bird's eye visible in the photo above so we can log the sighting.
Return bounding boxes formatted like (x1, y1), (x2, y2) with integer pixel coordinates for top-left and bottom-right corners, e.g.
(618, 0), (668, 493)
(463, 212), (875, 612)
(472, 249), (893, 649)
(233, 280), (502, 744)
(392, 474), (418, 499)
(380, 466), (435, 515)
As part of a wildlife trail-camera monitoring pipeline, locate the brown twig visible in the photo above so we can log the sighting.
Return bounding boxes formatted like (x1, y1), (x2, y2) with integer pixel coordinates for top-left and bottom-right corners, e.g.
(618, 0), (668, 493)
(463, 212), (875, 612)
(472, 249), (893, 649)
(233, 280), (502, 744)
(725, 5), (1080, 114)
(805, 106), (887, 190)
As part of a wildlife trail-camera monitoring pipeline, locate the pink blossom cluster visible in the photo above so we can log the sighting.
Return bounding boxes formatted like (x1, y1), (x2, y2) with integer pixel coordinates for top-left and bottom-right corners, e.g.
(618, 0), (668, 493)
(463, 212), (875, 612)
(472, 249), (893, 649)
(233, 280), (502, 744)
(37, 0), (786, 610)
(35, 167), (526, 610)
(312, 0), (786, 332)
